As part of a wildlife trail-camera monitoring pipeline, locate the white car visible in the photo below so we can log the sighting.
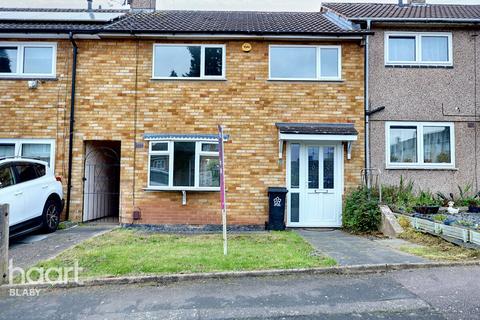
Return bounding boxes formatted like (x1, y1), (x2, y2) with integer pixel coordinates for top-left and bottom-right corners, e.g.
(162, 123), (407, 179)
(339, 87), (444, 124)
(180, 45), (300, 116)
(0, 158), (64, 238)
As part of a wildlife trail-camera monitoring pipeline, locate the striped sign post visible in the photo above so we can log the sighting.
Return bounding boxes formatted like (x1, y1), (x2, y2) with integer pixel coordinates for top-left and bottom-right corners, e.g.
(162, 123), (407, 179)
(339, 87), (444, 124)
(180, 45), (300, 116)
(218, 125), (228, 256)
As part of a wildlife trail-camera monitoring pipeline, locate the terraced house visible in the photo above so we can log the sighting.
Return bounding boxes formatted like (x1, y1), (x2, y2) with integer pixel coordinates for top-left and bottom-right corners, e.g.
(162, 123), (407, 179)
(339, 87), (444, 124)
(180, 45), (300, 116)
(0, 4), (368, 228)
(323, 1), (480, 193)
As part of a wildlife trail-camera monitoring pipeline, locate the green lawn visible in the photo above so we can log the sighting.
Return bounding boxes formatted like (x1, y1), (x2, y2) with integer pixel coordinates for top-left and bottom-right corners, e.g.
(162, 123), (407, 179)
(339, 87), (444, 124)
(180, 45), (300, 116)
(398, 228), (480, 261)
(35, 229), (336, 279)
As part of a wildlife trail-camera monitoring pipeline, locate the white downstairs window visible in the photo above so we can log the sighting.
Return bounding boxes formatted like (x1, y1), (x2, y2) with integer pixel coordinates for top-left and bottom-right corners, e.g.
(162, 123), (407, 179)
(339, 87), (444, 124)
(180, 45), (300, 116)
(386, 122), (455, 169)
(148, 140), (220, 190)
(0, 42), (56, 78)
(0, 139), (55, 169)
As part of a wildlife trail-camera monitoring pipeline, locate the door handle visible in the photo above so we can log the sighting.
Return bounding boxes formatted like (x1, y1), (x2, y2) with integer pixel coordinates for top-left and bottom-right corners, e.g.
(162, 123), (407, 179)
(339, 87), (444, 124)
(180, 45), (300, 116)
(14, 191), (23, 196)
(42, 185), (49, 189)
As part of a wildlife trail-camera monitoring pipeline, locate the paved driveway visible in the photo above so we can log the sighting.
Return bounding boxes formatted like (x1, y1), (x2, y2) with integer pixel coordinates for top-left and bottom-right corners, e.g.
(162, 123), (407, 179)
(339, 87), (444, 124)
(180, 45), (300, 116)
(297, 229), (428, 265)
(9, 224), (115, 270)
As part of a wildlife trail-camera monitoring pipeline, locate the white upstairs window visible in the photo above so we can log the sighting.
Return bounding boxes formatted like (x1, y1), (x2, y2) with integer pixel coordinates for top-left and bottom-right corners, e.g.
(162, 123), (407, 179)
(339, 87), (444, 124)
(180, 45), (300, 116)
(385, 32), (452, 66)
(0, 42), (56, 78)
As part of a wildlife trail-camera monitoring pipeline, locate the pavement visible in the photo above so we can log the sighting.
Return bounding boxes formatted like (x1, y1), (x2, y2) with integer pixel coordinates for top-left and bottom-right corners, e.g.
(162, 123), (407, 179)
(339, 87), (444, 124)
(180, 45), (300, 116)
(9, 224), (116, 270)
(1, 265), (479, 319)
(296, 229), (428, 265)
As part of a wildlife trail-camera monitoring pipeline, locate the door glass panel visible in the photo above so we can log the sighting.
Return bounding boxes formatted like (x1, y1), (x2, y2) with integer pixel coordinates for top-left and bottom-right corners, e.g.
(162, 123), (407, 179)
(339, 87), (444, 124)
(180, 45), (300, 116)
(290, 144), (300, 188)
(323, 147), (334, 189)
(308, 146), (319, 189)
(290, 193), (299, 223)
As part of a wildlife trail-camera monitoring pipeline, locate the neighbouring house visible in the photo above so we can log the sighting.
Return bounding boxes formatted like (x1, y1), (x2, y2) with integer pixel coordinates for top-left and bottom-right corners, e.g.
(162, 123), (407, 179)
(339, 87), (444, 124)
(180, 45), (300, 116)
(0, 5), (367, 228)
(323, 0), (480, 194)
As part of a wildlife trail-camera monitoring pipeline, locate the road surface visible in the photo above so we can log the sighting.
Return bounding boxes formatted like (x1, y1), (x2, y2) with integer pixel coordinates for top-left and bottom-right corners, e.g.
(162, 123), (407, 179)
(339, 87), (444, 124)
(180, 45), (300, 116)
(1, 266), (479, 319)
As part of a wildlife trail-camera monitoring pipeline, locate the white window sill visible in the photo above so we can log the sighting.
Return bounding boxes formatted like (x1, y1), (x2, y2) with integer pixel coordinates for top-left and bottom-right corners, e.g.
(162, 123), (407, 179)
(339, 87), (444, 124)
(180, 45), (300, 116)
(386, 165), (458, 171)
(268, 78), (343, 83)
(385, 63), (453, 68)
(0, 75), (57, 80)
(144, 187), (220, 192)
(150, 77), (227, 81)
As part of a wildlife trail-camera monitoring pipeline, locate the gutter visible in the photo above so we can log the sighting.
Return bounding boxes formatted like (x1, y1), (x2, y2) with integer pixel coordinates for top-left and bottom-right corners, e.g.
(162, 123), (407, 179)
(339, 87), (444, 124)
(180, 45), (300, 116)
(346, 17), (480, 24)
(65, 32), (78, 221)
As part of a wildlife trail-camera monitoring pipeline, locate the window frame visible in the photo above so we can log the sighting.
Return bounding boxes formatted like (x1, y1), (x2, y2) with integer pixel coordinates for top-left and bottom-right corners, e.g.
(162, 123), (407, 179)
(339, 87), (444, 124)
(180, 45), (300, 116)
(0, 42), (57, 78)
(151, 43), (227, 80)
(147, 140), (220, 191)
(384, 32), (453, 66)
(268, 44), (342, 81)
(0, 138), (55, 170)
(385, 122), (455, 170)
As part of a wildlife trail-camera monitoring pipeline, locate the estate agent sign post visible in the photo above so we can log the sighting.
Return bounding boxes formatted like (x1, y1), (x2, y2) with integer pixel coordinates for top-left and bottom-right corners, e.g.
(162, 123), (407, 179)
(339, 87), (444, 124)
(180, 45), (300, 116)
(218, 125), (228, 256)
(0, 204), (9, 285)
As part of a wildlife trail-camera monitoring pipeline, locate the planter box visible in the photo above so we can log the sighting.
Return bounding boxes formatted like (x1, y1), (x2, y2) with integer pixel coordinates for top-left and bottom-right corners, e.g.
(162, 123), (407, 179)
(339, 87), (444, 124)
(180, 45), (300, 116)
(413, 218), (435, 233)
(470, 230), (480, 246)
(468, 205), (480, 213)
(441, 224), (469, 242)
(434, 223), (444, 234)
(414, 206), (440, 215)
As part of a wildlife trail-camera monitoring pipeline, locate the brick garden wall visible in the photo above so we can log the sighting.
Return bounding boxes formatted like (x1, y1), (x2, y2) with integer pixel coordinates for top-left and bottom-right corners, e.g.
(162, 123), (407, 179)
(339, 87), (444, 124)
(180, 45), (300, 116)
(0, 38), (365, 226)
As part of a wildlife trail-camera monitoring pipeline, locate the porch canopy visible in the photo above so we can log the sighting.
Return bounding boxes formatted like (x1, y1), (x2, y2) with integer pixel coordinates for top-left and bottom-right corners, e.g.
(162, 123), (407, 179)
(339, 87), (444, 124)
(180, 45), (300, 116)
(276, 122), (358, 160)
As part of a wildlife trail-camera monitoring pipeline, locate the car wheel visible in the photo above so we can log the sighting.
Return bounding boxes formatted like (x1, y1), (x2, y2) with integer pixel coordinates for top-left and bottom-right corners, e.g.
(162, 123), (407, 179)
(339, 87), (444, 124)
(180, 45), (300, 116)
(41, 199), (60, 233)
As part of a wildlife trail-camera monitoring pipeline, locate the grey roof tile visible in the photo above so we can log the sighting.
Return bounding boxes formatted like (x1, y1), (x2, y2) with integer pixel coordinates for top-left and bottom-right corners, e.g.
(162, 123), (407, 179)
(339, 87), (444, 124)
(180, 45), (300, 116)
(276, 122), (358, 135)
(103, 10), (365, 35)
(323, 2), (480, 21)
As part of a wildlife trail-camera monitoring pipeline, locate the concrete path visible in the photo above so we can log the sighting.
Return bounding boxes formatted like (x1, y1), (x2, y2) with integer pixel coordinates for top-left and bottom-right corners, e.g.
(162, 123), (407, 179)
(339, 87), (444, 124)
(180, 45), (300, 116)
(296, 229), (428, 266)
(3, 265), (480, 319)
(9, 224), (116, 270)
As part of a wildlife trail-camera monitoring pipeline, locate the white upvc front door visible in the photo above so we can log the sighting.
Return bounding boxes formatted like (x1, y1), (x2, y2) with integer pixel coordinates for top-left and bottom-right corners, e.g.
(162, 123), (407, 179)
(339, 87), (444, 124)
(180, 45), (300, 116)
(286, 142), (343, 227)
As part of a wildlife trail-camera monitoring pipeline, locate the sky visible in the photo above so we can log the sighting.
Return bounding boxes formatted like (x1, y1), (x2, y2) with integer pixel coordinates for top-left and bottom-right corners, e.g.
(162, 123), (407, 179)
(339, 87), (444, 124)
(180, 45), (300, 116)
(0, 0), (479, 10)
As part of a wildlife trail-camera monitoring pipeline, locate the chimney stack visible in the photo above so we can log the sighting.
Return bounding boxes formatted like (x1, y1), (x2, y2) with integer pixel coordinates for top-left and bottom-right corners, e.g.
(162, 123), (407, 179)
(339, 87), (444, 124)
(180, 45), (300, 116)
(128, 0), (156, 11)
(87, 0), (93, 11)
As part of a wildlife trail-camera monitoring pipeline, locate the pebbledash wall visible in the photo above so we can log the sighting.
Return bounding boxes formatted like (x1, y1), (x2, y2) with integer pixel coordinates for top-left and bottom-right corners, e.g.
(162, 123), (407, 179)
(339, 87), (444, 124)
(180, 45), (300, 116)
(1, 38), (365, 226)
(368, 27), (480, 193)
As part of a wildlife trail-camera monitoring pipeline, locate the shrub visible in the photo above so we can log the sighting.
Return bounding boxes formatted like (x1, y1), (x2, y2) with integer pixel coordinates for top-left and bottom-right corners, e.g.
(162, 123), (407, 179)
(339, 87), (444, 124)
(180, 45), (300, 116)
(343, 186), (381, 233)
(415, 190), (442, 207)
(432, 214), (447, 223)
(437, 184), (480, 207)
(397, 216), (412, 229)
(381, 176), (416, 212)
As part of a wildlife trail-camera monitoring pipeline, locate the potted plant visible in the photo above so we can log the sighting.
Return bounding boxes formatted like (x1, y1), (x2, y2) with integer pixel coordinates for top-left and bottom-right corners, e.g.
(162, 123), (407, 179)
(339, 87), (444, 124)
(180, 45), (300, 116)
(414, 191), (441, 215)
(468, 197), (480, 213)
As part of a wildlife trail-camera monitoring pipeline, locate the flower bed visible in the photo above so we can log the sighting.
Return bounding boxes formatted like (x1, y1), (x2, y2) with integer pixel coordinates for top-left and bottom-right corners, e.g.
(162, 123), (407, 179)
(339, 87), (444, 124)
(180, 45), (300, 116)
(397, 214), (477, 245)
